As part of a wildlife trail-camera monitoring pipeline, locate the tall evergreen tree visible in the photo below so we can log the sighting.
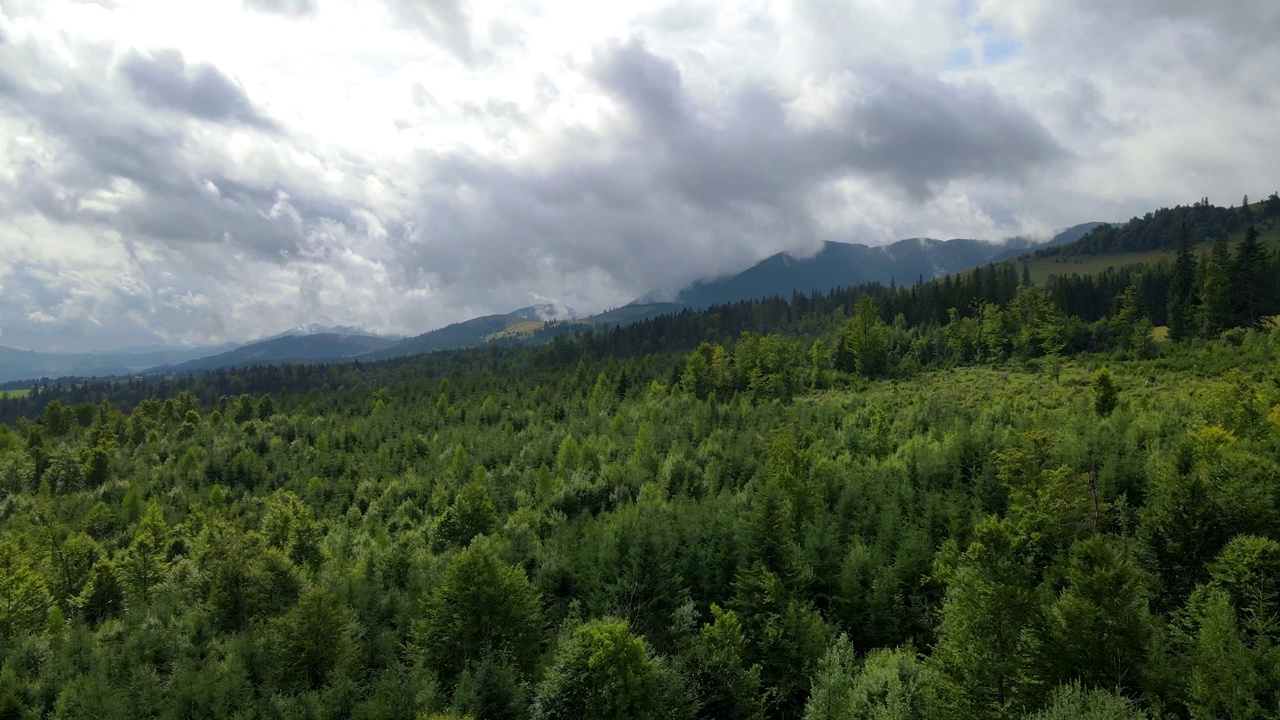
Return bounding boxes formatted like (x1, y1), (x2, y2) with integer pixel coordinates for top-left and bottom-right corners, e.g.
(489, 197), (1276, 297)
(1200, 235), (1235, 337)
(836, 295), (888, 378)
(1167, 223), (1198, 342)
(1233, 225), (1268, 330)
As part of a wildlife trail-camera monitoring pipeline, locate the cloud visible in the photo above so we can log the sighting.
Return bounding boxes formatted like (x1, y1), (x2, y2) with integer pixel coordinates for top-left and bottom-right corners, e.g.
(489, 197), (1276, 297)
(0, 0), (1276, 352)
(243, 0), (317, 17)
(383, 0), (474, 63)
(118, 48), (278, 130)
(588, 39), (1063, 205)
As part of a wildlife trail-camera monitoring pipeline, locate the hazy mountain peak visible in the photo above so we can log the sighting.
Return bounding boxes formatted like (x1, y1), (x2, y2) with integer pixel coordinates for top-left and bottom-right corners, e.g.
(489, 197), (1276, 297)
(635, 225), (1105, 310)
(259, 324), (407, 342)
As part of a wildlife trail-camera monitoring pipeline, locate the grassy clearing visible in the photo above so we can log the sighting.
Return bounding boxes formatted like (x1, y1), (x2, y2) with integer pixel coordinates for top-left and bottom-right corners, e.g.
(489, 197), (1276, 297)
(0, 388), (31, 398)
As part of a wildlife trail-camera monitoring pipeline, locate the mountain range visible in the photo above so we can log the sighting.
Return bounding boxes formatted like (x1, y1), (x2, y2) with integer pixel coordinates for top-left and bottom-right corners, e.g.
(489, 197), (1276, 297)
(639, 223), (1103, 309)
(0, 223), (1105, 384)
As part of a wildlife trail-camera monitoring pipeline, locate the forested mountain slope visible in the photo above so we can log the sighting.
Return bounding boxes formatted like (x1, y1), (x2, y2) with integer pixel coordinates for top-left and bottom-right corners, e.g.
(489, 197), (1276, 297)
(1, 213), (1279, 719)
(1019, 194), (1280, 285)
(642, 224), (1103, 310)
(151, 333), (396, 373)
(0, 344), (234, 385)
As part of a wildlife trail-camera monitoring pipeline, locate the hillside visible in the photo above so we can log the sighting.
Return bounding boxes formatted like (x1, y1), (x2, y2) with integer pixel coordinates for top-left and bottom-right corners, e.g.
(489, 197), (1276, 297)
(364, 314), (539, 360)
(151, 333), (395, 373)
(2, 257), (1279, 717)
(1016, 204), (1280, 285)
(585, 302), (689, 327)
(646, 224), (1103, 309)
(0, 344), (233, 384)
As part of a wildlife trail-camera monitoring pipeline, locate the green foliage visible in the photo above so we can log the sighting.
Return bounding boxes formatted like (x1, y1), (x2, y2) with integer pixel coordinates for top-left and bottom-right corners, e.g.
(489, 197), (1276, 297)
(1233, 225), (1270, 330)
(271, 585), (354, 691)
(79, 558), (123, 624)
(532, 618), (665, 720)
(121, 499), (169, 606)
(1167, 224), (1198, 342)
(1048, 536), (1152, 694)
(1184, 588), (1267, 719)
(682, 605), (765, 720)
(931, 518), (1046, 719)
(1025, 683), (1148, 720)
(436, 481), (497, 550)
(1093, 367), (1118, 417)
(0, 251), (1279, 716)
(193, 518), (300, 633)
(417, 539), (543, 689)
(836, 295), (889, 377)
(804, 639), (940, 720)
(452, 650), (530, 720)
(0, 540), (47, 639)
(1206, 535), (1280, 622)
(1200, 235), (1235, 337)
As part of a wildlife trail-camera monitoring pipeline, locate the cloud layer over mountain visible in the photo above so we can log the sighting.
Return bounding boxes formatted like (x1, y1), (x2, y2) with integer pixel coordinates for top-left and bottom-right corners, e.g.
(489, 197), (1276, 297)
(0, 0), (1276, 351)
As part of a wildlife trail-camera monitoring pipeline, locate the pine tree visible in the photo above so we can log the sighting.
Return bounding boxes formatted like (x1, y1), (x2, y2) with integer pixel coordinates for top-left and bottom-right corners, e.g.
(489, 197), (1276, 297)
(533, 619), (665, 720)
(1233, 225), (1268, 330)
(1093, 368), (1118, 417)
(1200, 235), (1234, 337)
(1167, 223), (1198, 342)
(837, 295), (888, 378)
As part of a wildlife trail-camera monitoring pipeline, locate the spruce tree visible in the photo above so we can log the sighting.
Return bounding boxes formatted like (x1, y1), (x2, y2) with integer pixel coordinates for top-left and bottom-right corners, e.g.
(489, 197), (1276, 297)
(1200, 234), (1234, 337)
(1233, 225), (1268, 330)
(1167, 223), (1198, 342)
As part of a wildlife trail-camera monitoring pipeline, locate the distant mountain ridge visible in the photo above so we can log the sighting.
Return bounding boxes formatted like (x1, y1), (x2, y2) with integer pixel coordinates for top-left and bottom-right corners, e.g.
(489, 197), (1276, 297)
(0, 343), (234, 385)
(3, 223), (1111, 383)
(149, 333), (396, 374)
(256, 324), (407, 343)
(511, 304), (580, 322)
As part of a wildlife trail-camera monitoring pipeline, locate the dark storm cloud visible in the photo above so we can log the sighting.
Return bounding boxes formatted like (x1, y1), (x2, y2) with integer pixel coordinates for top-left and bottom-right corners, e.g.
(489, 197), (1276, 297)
(841, 65), (1067, 199)
(593, 39), (689, 131)
(242, 0), (317, 17)
(119, 48), (278, 130)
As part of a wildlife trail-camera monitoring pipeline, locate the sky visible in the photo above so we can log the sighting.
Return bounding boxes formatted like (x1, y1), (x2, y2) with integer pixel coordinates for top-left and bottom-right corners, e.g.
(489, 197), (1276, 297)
(0, 0), (1277, 352)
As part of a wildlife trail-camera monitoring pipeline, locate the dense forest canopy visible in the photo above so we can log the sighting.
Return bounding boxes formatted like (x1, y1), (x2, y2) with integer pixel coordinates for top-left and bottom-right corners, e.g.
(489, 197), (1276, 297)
(1, 216), (1279, 719)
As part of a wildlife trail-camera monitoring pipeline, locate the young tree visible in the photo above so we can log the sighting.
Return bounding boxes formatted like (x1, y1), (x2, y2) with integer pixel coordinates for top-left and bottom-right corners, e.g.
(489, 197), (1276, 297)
(532, 619), (665, 720)
(0, 539), (47, 639)
(1110, 286), (1140, 350)
(930, 518), (1047, 719)
(271, 585), (355, 691)
(1200, 234), (1235, 336)
(122, 499), (170, 606)
(1027, 683), (1148, 720)
(436, 481), (498, 549)
(1186, 589), (1265, 719)
(682, 605), (765, 720)
(1093, 368), (1118, 417)
(417, 539), (543, 689)
(804, 640), (940, 720)
(837, 295), (888, 377)
(80, 557), (124, 624)
(1048, 537), (1153, 695)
